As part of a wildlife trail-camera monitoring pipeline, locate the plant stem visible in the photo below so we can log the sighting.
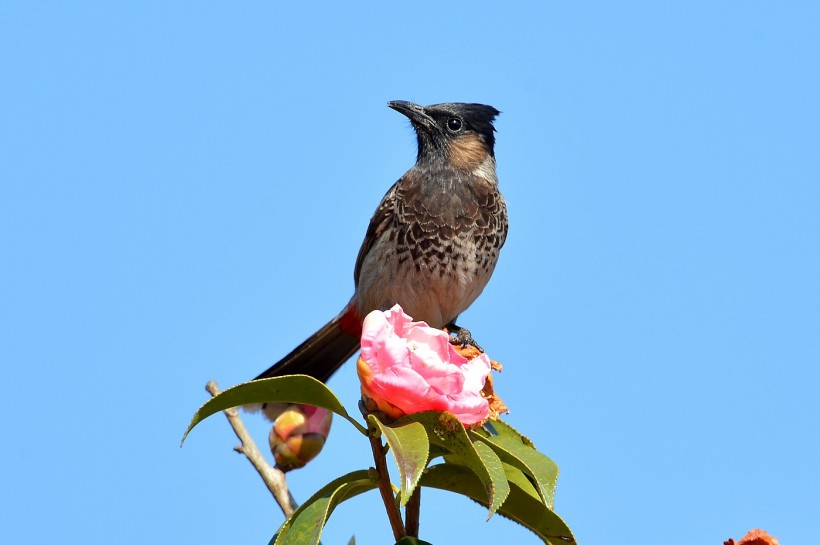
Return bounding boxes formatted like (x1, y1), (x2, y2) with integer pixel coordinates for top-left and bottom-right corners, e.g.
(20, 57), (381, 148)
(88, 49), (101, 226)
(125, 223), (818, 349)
(205, 380), (298, 517)
(369, 433), (406, 541)
(405, 486), (421, 537)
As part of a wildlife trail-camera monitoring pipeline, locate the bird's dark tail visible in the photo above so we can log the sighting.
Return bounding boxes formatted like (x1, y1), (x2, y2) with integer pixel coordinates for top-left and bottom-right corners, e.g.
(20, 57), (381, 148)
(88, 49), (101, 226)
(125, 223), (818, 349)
(253, 298), (363, 383)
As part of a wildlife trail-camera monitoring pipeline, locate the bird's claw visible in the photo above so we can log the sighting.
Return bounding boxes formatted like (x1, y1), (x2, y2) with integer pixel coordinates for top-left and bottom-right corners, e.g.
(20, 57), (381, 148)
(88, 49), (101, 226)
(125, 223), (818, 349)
(447, 324), (484, 352)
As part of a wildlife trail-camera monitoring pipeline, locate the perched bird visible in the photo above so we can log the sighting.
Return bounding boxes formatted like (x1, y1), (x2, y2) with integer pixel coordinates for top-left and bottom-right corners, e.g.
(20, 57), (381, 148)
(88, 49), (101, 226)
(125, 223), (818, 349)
(254, 100), (507, 383)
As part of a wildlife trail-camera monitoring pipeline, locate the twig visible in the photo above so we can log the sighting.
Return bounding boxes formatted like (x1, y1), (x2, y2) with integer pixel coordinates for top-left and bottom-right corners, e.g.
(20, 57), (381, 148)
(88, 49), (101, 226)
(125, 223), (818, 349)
(205, 380), (298, 517)
(405, 486), (420, 537)
(368, 432), (406, 541)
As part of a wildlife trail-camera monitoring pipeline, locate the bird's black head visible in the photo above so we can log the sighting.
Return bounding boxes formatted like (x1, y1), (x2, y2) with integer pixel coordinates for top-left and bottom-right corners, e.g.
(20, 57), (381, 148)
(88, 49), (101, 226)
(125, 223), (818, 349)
(388, 101), (501, 168)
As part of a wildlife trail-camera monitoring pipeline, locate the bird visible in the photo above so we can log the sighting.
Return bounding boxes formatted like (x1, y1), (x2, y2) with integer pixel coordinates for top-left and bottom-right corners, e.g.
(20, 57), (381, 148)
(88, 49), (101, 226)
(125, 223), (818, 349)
(253, 100), (508, 383)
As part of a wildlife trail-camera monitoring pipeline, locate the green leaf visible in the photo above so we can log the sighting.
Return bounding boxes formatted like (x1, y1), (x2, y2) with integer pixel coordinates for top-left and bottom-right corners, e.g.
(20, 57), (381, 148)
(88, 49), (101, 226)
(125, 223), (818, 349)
(278, 498), (328, 545)
(420, 464), (575, 545)
(426, 443), (450, 464)
(472, 441), (510, 516)
(182, 375), (367, 444)
(470, 420), (558, 508)
(500, 461), (541, 501)
(369, 415), (429, 506)
(271, 470), (376, 545)
(398, 412), (509, 517)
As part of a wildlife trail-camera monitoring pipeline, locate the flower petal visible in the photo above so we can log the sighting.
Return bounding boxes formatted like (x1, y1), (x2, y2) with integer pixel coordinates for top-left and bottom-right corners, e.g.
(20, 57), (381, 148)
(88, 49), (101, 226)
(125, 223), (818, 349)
(358, 305), (491, 425)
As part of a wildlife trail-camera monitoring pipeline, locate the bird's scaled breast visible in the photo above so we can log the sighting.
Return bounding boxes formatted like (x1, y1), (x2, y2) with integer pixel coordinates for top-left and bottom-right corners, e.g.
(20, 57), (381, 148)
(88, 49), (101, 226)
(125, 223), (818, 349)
(356, 186), (506, 328)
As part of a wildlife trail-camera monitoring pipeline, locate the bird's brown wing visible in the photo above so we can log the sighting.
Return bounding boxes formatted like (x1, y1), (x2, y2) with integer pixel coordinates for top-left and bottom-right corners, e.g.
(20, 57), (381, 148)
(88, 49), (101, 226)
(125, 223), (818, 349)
(353, 179), (400, 287)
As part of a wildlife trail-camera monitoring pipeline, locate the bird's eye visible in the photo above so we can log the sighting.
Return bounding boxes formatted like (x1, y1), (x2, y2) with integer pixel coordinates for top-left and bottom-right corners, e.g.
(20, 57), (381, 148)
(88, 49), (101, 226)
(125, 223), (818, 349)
(446, 118), (462, 132)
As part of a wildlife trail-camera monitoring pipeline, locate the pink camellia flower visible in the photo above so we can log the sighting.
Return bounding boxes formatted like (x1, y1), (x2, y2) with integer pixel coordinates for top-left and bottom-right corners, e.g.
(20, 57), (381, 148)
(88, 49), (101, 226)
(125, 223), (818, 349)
(356, 304), (491, 426)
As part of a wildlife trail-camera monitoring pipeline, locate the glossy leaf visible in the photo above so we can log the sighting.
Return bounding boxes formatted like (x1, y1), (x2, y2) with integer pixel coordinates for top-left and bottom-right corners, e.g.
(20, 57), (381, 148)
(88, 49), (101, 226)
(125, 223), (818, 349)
(472, 441), (510, 518)
(370, 415), (429, 506)
(426, 443), (450, 464)
(182, 375), (367, 443)
(272, 470), (376, 545)
(470, 420), (558, 508)
(420, 464), (575, 545)
(398, 411), (508, 517)
(500, 461), (541, 501)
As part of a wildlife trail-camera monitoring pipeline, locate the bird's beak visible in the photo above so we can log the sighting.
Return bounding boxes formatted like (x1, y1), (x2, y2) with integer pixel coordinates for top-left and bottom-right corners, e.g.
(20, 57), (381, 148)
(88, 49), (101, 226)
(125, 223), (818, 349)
(388, 100), (435, 129)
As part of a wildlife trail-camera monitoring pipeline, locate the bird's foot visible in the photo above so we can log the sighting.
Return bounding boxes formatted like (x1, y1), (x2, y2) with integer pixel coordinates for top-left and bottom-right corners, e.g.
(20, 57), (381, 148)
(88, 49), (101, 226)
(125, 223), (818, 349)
(445, 322), (484, 352)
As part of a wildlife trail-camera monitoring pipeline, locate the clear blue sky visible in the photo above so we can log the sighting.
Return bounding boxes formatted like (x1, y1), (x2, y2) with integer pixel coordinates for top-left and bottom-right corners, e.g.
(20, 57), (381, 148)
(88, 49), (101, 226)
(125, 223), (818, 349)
(2, 2), (818, 544)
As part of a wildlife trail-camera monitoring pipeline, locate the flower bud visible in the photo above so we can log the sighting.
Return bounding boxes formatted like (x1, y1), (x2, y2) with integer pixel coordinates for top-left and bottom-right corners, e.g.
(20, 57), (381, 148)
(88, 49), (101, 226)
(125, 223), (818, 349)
(268, 404), (332, 472)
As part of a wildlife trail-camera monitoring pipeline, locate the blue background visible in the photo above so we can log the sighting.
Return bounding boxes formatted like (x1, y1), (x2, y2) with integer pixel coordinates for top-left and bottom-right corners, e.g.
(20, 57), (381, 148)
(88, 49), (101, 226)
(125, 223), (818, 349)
(2, 2), (818, 544)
